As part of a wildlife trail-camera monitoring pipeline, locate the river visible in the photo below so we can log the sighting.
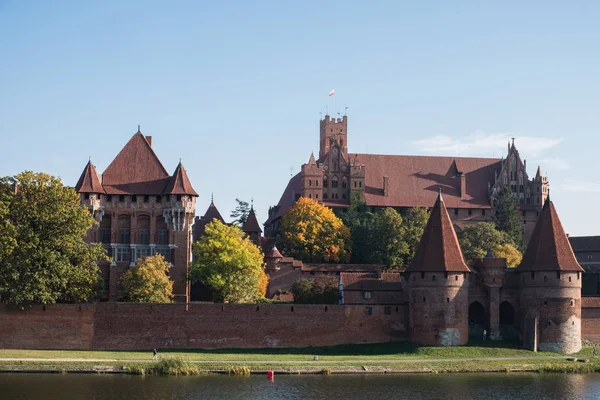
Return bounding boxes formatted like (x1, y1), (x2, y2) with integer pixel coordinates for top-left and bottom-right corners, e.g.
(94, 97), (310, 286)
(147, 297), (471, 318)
(1, 373), (599, 399)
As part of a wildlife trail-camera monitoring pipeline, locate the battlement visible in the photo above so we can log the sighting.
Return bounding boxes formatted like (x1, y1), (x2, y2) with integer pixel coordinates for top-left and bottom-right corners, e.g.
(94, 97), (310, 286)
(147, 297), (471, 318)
(320, 115), (347, 125)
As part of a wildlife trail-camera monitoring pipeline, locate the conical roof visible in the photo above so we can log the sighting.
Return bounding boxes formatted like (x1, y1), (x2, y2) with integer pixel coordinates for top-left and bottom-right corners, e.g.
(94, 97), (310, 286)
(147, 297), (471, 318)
(308, 152), (317, 165)
(102, 132), (170, 195)
(242, 207), (262, 233)
(75, 160), (105, 194)
(406, 190), (471, 273)
(203, 201), (224, 223)
(266, 246), (283, 259)
(517, 199), (583, 272)
(164, 162), (198, 196)
(535, 166), (542, 180)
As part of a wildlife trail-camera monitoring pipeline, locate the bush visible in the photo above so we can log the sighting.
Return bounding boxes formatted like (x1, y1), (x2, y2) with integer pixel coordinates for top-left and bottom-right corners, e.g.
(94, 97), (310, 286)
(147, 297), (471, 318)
(291, 276), (340, 304)
(227, 365), (251, 375)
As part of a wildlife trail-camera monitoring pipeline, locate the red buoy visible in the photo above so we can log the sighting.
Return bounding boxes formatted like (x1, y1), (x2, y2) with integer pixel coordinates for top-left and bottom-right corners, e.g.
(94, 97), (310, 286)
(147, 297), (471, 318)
(267, 371), (274, 379)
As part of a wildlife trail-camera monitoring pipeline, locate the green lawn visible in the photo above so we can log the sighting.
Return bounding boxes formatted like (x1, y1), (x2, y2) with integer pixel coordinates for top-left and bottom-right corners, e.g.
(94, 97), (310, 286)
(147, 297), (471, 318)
(0, 341), (580, 362)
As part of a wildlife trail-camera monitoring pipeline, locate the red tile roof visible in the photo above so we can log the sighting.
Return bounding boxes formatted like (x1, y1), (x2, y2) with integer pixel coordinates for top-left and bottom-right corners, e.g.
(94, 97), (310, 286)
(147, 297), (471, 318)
(203, 202), (224, 223)
(301, 263), (383, 272)
(74, 160), (105, 194)
(164, 162), (198, 196)
(101, 132), (170, 195)
(266, 246), (283, 259)
(354, 154), (500, 209)
(265, 154), (502, 225)
(340, 272), (402, 291)
(272, 293), (294, 302)
(406, 191), (471, 273)
(242, 207), (262, 233)
(517, 199), (583, 272)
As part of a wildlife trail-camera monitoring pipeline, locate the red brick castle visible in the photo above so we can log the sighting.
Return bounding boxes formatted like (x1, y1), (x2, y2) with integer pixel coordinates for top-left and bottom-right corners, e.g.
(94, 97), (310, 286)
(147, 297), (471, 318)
(75, 128), (197, 302)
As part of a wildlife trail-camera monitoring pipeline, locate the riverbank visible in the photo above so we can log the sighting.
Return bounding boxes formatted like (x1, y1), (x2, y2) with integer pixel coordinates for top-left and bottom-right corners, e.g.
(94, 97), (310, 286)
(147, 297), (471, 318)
(1, 342), (599, 375)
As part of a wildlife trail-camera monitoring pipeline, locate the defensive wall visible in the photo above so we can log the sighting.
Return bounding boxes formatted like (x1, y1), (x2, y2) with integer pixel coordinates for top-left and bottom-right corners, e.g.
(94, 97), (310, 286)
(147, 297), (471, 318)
(0, 303), (406, 350)
(2, 298), (600, 350)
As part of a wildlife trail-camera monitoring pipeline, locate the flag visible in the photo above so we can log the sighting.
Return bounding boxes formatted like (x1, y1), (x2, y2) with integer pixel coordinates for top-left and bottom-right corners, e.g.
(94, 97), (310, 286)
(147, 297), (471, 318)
(329, 89), (335, 96)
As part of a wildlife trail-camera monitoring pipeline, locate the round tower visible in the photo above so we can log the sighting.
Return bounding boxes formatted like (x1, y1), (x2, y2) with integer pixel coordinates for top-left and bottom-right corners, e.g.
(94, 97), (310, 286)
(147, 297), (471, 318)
(405, 190), (471, 346)
(517, 198), (583, 354)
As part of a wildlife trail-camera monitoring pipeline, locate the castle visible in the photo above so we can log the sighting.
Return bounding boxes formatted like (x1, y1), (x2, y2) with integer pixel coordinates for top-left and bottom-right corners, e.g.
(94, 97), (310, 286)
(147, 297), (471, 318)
(75, 128), (197, 302)
(73, 123), (586, 354)
(264, 115), (549, 244)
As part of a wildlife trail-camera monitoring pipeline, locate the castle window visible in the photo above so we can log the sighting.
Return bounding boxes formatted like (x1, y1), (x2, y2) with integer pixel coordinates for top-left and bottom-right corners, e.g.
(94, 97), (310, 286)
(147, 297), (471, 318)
(544, 276), (547, 283)
(177, 195), (182, 201)
(119, 195), (125, 203)
(432, 275), (436, 281)
(455, 275), (459, 281)
(144, 195), (149, 203)
(156, 195), (162, 202)
(364, 307), (373, 316)
(531, 272), (535, 280)
(522, 210), (526, 217)
(101, 228), (111, 244)
(421, 272), (425, 279)
(557, 272), (560, 279)
(359, 181), (362, 188)
(107, 195), (112, 202)
(588, 255), (593, 261)
(468, 209), (472, 216)
(447, 298), (450, 303)
(482, 209), (486, 216)
(342, 193), (346, 200)
(354, 181), (357, 188)
(454, 208), (459, 215)
(342, 180), (347, 189)
(445, 272), (448, 279)
(316, 194), (319, 199)
(544, 301), (547, 306)
(84, 193), (90, 200)
(139, 229), (149, 245)
(519, 184), (524, 192)
(316, 180), (319, 186)
(309, 180), (312, 187)
(332, 179), (338, 189)
(323, 193), (328, 200)
(423, 297), (426, 303)
(571, 300), (574, 306)
(119, 228), (130, 244)
(363, 291), (372, 300)
(323, 179), (328, 188)
(157, 229), (168, 245)
(569, 276), (572, 282)
(132, 195), (137, 202)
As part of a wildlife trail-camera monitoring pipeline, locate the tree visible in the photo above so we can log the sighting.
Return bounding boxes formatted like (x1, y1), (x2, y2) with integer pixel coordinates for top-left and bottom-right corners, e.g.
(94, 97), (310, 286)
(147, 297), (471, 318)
(341, 192), (374, 264)
(278, 197), (351, 263)
(230, 198), (250, 226)
(401, 207), (430, 265)
(494, 244), (522, 268)
(291, 276), (340, 304)
(191, 220), (266, 303)
(458, 222), (511, 265)
(0, 171), (107, 307)
(121, 255), (174, 303)
(493, 186), (522, 249)
(369, 208), (408, 269)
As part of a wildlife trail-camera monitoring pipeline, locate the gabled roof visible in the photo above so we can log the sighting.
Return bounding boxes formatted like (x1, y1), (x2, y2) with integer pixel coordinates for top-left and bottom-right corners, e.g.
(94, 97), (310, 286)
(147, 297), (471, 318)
(406, 191), (471, 273)
(75, 160), (105, 194)
(569, 236), (600, 252)
(242, 207), (262, 233)
(102, 132), (170, 195)
(203, 201), (225, 223)
(164, 162), (198, 196)
(517, 199), (583, 272)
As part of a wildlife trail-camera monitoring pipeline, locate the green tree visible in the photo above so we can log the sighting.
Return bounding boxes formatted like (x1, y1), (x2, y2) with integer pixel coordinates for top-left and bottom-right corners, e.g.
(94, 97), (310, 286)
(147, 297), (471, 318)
(278, 197), (351, 263)
(493, 186), (522, 248)
(191, 220), (265, 303)
(401, 207), (430, 265)
(291, 276), (340, 304)
(121, 255), (174, 303)
(230, 198), (250, 226)
(458, 222), (511, 265)
(0, 171), (107, 307)
(341, 192), (374, 264)
(369, 208), (408, 269)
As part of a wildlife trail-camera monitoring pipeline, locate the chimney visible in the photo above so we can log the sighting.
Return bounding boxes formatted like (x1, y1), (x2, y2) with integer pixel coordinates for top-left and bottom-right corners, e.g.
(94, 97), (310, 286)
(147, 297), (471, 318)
(145, 136), (152, 147)
(383, 176), (389, 196)
(460, 173), (466, 200)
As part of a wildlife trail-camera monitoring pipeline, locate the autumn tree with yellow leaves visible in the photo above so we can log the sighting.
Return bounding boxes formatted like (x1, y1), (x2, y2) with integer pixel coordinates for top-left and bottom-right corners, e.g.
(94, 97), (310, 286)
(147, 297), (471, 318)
(121, 255), (174, 303)
(278, 197), (351, 263)
(494, 243), (522, 268)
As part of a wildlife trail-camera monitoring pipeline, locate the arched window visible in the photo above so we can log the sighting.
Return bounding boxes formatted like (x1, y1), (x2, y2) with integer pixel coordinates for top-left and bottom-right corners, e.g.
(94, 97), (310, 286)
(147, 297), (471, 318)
(332, 176), (338, 189)
(342, 178), (347, 189)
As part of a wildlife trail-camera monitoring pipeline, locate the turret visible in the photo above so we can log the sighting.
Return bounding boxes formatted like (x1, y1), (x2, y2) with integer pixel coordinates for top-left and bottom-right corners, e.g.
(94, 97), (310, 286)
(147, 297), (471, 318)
(242, 205), (262, 247)
(516, 196), (583, 353)
(319, 115), (348, 159)
(404, 189), (471, 346)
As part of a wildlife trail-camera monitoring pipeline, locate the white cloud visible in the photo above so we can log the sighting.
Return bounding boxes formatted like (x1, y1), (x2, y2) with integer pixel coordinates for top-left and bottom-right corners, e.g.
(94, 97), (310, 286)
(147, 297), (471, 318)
(531, 157), (570, 171)
(559, 181), (600, 193)
(413, 131), (562, 158)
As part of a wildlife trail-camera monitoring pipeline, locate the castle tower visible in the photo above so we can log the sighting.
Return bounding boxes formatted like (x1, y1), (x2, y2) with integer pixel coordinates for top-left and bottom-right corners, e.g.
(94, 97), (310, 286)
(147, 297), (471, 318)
(404, 190), (471, 346)
(300, 153), (322, 201)
(242, 205), (262, 247)
(516, 196), (583, 353)
(319, 115), (348, 159)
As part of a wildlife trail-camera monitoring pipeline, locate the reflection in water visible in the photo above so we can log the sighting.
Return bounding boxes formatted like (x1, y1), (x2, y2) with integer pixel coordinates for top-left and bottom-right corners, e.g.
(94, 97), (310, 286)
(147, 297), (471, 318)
(1, 373), (600, 400)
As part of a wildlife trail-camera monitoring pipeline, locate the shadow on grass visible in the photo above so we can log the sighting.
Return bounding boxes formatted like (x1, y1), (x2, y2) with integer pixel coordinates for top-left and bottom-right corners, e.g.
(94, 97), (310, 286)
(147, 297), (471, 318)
(154, 340), (525, 357)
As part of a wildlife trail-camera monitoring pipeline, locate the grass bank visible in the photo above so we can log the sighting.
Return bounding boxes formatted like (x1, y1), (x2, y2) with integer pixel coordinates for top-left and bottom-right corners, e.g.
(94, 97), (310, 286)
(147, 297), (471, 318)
(0, 341), (571, 362)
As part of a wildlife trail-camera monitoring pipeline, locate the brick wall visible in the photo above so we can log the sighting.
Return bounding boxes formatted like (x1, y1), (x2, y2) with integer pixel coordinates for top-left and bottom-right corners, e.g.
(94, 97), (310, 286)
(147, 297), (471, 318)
(582, 297), (600, 342)
(0, 303), (406, 350)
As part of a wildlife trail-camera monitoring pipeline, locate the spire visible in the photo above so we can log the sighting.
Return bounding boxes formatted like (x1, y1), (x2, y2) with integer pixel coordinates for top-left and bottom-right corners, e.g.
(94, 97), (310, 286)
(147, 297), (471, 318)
(308, 152), (316, 165)
(242, 206), (262, 234)
(406, 192), (470, 273)
(75, 160), (105, 194)
(535, 165), (542, 180)
(517, 199), (583, 272)
(137, 124), (141, 133)
(163, 161), (199, 196)
(203, 199), (224, 223)
(211, 192), (214, 205)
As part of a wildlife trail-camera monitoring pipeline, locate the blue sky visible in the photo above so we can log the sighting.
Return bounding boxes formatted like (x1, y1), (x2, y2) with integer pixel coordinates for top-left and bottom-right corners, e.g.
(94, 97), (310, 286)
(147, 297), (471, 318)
(1, 1), (599, 235)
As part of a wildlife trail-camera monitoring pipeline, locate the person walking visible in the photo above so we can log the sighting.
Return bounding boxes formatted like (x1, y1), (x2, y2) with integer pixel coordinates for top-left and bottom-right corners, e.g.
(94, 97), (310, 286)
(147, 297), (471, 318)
(482, 329), (487, 340)
(593, 344), (597, 358)
(153, 348), (158, 360)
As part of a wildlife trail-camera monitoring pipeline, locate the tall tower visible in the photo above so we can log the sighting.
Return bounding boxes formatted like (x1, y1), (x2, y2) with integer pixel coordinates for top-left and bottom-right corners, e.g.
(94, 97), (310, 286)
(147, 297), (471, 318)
(319, 115), (348, 159)
(517, 196), (583, 353)
(404, 190), (471, 346)
(300, 153), (322, 201)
